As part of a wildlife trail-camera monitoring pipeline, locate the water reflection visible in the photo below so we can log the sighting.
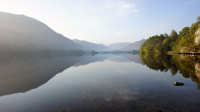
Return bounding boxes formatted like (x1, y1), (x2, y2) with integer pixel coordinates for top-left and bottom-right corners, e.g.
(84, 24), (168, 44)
(0, 54), (142, 96)
(140, 53), (200, 89)
(0, 55), (83, 96)
(0, 54), (200, 112)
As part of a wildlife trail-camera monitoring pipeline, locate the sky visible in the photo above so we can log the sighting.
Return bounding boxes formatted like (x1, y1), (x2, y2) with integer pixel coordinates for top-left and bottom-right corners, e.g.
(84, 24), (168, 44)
(0, 0), (199, 45)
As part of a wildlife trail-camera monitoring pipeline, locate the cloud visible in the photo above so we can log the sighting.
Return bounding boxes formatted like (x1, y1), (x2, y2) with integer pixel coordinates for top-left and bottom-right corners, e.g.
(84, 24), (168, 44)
(104, 0), (139, 17)
(115, 1), (138, 17)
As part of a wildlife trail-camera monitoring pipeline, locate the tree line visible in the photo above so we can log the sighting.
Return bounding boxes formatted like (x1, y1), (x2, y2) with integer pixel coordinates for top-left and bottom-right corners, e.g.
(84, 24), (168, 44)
(140, 17), (200, 54)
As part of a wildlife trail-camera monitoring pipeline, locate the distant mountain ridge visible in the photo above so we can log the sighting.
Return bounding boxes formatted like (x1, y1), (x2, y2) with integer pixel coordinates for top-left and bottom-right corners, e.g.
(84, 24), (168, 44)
(74, 39), (145, 52)
(0, 12), (81, 55)
(0, 11), (145, 54)
(108, 42), (130, 51)
(73, 39), (109, 51)
(122, 39), (145, 51)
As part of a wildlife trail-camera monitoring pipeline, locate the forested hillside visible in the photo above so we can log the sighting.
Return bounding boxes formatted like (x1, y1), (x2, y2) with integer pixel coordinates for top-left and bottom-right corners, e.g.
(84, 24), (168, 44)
(140, 17), (200, 54)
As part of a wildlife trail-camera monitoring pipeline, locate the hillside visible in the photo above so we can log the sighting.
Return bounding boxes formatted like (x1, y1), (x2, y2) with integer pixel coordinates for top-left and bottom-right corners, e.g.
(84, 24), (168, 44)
(73, 39), (108, 51)
(74, 39), (145, 52)
(108, 42), (130, 51)
(0, 12), (81, 55)
(122, 39), (145, 51)
(140, 19), (200, 54)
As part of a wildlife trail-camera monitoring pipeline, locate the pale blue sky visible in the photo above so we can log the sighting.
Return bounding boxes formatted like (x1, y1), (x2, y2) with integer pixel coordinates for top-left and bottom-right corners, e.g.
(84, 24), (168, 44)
(0, 0), (199, 44)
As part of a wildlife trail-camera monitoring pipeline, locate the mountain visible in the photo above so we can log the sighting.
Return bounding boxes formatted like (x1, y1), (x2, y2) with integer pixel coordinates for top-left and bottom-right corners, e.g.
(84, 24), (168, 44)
(108, 42), (130, 51)
(73, 39), (145, 52)
(73, 39), (108, 51)
(0, 12), (81, 55)
(122, 39), (145, 51)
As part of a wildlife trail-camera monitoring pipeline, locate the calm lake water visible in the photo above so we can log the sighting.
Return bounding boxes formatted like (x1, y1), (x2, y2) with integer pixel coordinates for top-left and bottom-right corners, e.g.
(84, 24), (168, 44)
(0, 54), (200, 112)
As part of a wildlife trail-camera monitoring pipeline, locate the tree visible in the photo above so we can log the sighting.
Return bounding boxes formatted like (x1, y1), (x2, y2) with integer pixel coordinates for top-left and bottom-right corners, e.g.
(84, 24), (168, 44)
(179, 27), (190, 37)
(169, 30), (178, 40)
(169, 30), (178, 48)
(164, 33), (169, 38)
(162, 38), (171, 51)
(197, 16), (200, 21)
(140, 17), (200, 54)
(190, 21), (200, 35)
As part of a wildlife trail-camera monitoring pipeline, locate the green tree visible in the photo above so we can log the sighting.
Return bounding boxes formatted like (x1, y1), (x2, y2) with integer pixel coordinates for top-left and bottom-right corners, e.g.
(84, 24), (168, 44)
(197, 16), (200, 21)
(140, 18), (200, 55)
(162, 37), (171, 51)
(169, 30), (178, 48)
(179, 27), (190, 37)
(169, 30), (178, 41)
(190, 21), (200, 35)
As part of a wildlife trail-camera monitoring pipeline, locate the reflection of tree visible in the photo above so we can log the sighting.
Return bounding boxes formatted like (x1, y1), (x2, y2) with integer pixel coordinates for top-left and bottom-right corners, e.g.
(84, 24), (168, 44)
(140, 53), (200, 88)
(140, 53), (176, 72)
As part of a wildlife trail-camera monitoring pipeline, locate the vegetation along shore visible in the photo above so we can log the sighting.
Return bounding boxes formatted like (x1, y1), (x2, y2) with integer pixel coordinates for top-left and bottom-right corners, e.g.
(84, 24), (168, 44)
(140, 17), (200, 55)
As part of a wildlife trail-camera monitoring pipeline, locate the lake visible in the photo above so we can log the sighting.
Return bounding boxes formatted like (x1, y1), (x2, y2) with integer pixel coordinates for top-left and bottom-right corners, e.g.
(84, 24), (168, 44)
(0, 54), (199, 112)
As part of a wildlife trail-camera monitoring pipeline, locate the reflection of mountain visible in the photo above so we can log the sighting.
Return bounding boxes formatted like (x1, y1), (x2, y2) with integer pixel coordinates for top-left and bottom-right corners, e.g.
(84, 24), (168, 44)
(74, 54), (142, 66)
(0, 54), (141, 96)
(122, 54), (143, 64)
(73, 55), (108, 66)
(0, 56), (83, 96)
(140, 53), (200, 88)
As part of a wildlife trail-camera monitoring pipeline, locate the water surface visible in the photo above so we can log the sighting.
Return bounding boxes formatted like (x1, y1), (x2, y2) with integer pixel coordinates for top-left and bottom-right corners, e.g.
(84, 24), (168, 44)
(0, 54), (199, 112)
